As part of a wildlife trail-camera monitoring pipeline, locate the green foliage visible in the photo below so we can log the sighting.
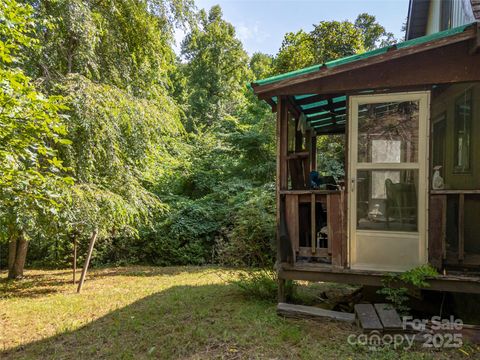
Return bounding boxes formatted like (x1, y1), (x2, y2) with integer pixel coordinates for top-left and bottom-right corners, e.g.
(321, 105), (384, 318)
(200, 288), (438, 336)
(310, 20), (365, 64)
(399, 264), (439, 287)
(274, 14), (397, 74)
(316, 135), (345, 180)
(180, 5), (249, 128)
(54, 74), (185, 241)
(355, 13), (396, 50)
(216, 186), (275, 267)
(1, 0), (399, 273)
(377, 265), (439, 315)
(231, 269), (294, 303)
(376, 274), (411, 315)
(0, 0), (71, 246)
(249, 52), (274, 80)
(274, 30), (314, 74)
(28, 0), (195, 97)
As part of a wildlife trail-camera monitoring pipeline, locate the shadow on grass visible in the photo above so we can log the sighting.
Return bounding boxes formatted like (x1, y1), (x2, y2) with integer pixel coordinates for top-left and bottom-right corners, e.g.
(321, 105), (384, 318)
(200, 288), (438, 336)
(2, 276), (474, 359)
(87, 265), (220, 280)
(0, 282), (357, 360)
(1, 284), (269, 359)
(0, 274), (71, 299)
(0, 266), (220, 300)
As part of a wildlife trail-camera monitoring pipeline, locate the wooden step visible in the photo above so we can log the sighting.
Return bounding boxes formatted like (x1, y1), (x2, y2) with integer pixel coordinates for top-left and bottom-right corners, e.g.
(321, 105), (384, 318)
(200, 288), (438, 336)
(374, 303), (403, 331)
(277, 303), (355, 323)
(354, 304), (383, 331)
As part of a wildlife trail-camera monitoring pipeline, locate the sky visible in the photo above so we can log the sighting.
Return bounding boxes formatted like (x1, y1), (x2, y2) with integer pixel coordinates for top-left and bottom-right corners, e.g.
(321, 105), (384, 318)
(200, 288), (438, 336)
(175, 0), (410, 56)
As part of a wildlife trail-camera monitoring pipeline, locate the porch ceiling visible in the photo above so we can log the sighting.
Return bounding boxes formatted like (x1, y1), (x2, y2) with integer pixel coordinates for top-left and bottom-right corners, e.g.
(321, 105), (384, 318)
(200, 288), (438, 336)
(250, 22), (480, 135)
(270, 94), (347, 134)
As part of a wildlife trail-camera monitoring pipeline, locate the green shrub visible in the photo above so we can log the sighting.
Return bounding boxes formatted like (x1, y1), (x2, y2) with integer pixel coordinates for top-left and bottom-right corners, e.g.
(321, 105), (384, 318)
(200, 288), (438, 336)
(377, 264), (439, 315)
(231, 268), (294, 303)
(216, 186), (275, 267)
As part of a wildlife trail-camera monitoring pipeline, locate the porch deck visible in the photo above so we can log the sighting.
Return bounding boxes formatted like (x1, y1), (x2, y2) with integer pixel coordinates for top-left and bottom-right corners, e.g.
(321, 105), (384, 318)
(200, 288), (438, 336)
(279, 262), (480, 294)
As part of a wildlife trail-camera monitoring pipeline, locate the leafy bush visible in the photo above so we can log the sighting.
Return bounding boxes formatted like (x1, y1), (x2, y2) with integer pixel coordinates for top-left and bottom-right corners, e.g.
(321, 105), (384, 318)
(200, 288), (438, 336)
(377, 264), (439, 315)
(231, 269), (294, 303)
(216, 185), (275, 267)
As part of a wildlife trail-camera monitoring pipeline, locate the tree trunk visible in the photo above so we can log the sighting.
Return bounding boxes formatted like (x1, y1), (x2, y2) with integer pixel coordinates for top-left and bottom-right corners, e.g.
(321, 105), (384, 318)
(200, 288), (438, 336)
(8, 230), (28, 280)
(8, 230), (17, 275)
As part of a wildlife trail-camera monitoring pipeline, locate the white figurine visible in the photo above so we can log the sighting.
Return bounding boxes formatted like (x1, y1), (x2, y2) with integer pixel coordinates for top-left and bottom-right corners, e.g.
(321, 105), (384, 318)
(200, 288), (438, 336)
(432, 165), (444, 190)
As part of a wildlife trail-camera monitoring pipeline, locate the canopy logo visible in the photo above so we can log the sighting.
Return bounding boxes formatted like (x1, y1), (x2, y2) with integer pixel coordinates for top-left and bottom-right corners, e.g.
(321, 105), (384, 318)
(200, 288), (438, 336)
(347, 316), (463, 350)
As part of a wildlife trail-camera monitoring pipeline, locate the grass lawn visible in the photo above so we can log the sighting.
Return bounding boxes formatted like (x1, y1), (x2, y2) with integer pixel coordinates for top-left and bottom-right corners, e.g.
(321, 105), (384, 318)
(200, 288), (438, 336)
(0, 266), (478, 359)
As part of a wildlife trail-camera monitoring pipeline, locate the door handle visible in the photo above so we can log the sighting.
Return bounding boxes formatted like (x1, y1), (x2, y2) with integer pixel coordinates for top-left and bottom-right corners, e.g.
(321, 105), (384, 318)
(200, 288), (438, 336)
(351, 178), (355, 192)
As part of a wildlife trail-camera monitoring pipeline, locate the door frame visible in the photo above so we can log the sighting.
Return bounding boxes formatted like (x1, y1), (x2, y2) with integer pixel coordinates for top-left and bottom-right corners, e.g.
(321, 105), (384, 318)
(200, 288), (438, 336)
(347, 91), (430, 271)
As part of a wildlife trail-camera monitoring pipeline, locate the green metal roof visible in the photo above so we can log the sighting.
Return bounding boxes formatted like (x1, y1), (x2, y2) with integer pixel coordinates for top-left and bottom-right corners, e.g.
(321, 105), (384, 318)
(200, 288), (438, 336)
(251, 22), (476, 134)
(252, 22), (475, 88)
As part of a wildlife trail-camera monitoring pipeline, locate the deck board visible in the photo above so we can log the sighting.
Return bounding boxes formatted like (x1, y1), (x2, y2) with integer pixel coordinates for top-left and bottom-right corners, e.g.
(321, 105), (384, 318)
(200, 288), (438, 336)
(374, 303), (403, 330)
(277, 303), (355, 323)
(354, 304), (383, 331)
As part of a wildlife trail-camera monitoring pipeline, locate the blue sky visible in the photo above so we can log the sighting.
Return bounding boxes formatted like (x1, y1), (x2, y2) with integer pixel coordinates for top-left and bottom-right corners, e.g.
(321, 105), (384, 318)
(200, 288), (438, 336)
(177, 0), (410, 56)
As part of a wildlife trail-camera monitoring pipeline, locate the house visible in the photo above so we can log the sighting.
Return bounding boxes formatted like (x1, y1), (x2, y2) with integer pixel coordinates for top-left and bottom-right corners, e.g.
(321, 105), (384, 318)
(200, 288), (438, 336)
(406, 0), (479, 40)
(250, 0), (480, 301)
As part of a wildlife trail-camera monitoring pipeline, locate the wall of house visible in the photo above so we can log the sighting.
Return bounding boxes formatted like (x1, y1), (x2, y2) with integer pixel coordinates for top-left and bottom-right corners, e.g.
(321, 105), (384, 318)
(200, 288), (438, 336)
(431, 82), (480, 189)
(431, 82), (480, 255)
(426, 0), (475, 34)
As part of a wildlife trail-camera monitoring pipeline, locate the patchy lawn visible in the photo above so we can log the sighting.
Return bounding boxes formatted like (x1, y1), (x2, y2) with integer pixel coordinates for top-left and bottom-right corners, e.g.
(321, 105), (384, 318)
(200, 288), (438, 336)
(0, 266), (477, 359)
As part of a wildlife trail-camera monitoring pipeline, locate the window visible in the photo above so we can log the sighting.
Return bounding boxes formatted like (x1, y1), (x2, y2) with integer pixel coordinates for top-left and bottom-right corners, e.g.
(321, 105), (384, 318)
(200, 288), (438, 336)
(432, 113), (446, 170)
(454, 90), (472, 173)
(440, 0), (453, 31)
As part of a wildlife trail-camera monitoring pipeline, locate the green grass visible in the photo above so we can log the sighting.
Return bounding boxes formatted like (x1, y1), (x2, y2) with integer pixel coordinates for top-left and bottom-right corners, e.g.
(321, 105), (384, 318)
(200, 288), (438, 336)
(0, 266), (478, 359)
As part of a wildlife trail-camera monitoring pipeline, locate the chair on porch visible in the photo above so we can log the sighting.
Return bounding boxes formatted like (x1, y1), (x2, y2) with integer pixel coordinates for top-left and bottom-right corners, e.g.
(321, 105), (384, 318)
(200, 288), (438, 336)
(385, 178), (417, 227)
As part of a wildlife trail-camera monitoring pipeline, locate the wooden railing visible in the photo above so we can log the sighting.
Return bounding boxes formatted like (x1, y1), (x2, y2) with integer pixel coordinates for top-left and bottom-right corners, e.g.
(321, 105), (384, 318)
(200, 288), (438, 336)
(281, 189), (345, 267)
(429, 190), (480, 268)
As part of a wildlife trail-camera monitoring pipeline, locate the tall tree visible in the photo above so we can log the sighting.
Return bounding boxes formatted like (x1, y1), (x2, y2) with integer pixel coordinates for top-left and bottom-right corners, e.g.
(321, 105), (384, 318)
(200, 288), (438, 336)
(181, 5), (249, 128)
(0, 0), (72, 279)
(354, 13), (396, 50)
(28, 0), (194, 97)
(274, 30), (314, 74)
(274, 14), (397, 73)
(249, 52), (274, 81)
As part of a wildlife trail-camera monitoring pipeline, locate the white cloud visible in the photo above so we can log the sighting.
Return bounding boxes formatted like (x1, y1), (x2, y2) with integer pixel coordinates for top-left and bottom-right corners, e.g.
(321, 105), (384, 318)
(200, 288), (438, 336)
(236, 22), (270, 53)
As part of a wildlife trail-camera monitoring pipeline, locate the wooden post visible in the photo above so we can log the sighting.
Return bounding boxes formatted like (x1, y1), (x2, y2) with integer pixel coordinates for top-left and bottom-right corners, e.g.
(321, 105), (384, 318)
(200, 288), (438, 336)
(276, 97), (289, 303)
(458, 194), (465, 261)
(311, 193), (316, 254)
(77, 229), (98, 293)
(343, 95), (350, 268)
(276, 96), (289, 258)
(428, 195), (447, 269)
(310, 134), (317, 172)
(328, 193), (343, 266)
(73, 235), (77, 284)
(294, 117), (303, 152)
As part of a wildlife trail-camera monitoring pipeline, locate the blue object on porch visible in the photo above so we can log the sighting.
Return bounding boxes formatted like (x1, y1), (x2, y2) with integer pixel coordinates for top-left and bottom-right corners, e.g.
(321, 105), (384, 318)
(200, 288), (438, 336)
(309, 171), (321, 189)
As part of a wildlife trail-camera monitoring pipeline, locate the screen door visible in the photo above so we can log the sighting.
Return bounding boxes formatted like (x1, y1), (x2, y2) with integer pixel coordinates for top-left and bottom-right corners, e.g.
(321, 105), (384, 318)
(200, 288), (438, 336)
(348, 92), (429, 271)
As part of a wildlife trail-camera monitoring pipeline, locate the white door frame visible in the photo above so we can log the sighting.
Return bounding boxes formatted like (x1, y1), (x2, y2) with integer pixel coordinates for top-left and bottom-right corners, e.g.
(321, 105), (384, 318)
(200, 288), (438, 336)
(347, 91), (430, 272)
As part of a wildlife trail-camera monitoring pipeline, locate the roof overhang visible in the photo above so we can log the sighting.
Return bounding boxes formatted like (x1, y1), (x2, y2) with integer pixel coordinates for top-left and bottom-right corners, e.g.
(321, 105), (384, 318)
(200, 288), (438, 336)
(250, 22), (480, 135)
(405, 0), (430, 40)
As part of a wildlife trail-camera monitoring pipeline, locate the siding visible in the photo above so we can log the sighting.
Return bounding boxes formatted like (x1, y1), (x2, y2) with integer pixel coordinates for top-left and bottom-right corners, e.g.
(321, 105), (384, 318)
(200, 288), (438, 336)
(426, 0), (475, 35)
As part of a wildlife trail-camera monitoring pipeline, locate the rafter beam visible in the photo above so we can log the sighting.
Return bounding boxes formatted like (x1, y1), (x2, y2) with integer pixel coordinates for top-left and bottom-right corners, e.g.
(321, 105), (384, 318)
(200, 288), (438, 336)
(327, 98), (337, 124)
(307, 110), (346, 122)
(295, 93), (343, 106)
(302, 100), (346, 115)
